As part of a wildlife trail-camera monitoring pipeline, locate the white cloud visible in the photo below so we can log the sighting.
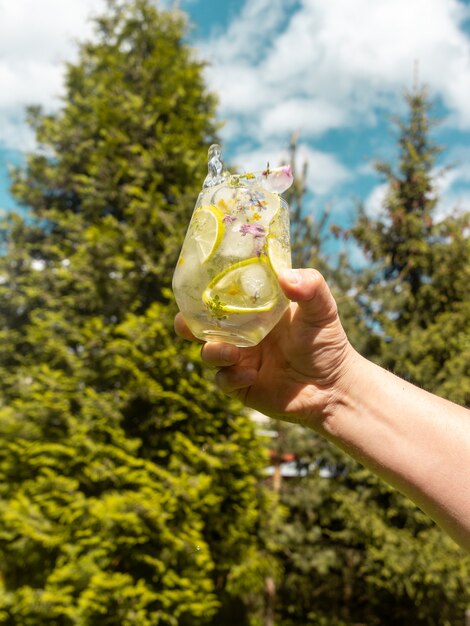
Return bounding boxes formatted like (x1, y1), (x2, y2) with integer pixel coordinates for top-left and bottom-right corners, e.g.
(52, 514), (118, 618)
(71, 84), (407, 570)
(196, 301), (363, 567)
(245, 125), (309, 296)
(1, 0), (470, 221)
(260, 98), (348, 138)
(0, 60), (63, 109)
(207, 64), (270, 116)
(0, 113), (36, 152)
(364, 182), (388, 218)
(201, 0), (470, 144)
(343, 239), (369, 270)
(434, 158), (470, 219)
(3, 0), (470, 143)
(201, 0), (292, 66)
(363, 165), (470, 223)
(231, 142), (351, 196)
(436, 189), (470, 220)
(0, 0), (106, 148)
(298, 144), (352, 196)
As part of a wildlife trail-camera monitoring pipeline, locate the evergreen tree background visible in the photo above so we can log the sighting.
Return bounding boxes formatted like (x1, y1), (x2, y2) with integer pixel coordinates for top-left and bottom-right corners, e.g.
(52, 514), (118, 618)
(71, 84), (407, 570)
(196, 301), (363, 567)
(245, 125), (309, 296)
(270, 87), (470, 626)
(0, 0), (468, 624)
(351, 87), (470, 406)
(0, 1), (272, 624)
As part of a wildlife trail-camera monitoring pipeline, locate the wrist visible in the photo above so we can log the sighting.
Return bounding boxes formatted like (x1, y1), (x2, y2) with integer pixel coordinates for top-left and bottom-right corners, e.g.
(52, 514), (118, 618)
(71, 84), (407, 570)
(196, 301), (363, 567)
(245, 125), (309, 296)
(319, 345), (367, 437)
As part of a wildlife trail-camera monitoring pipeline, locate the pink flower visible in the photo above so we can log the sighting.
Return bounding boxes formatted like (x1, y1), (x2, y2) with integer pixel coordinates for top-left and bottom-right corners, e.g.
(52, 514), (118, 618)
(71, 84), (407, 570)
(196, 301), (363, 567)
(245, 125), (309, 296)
(261, 164), (293, 194)
(223, 215), (237, 224)
(240, 223), (265, 238)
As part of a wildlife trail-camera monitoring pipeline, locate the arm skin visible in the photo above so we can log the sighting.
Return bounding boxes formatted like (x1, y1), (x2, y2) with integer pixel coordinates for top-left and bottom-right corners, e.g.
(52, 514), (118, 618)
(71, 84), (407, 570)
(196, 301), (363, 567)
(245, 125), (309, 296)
(174, 268), (470, 551)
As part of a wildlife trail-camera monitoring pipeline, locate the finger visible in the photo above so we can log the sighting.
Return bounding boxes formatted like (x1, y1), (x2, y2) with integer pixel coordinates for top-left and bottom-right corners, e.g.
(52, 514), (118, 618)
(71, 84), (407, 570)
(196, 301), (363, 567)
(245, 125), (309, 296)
(278, 268), (338, 324)
(215, 366), (258, 394)
(174, 312), (201, 342)
(201, 342), (241, 367)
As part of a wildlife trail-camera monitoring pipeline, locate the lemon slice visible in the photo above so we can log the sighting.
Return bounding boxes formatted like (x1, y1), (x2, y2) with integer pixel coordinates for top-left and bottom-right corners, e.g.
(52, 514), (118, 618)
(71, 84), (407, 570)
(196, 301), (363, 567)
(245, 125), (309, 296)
(267, 208), (291, 274)
(203, 256), (278, 315)
(191, 204), (225, 263)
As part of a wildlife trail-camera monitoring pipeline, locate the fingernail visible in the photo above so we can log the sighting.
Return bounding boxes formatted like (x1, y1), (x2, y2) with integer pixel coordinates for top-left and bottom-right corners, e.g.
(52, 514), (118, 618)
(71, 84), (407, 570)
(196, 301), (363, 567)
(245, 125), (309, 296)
(281, 269), (301, 285)
(221, 345), (238, 363)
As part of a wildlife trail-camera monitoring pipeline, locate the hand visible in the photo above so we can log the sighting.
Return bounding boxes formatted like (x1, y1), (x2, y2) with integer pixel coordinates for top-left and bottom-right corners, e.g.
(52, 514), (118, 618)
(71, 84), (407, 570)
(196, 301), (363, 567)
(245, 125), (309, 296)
(174, 269), (357, 430)
(178, 269), (470, 550)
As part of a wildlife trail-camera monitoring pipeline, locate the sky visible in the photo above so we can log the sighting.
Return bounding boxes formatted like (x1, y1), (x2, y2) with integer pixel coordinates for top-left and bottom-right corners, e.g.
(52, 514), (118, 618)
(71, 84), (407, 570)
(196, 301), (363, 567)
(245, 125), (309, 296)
(1, 0), (470, 261)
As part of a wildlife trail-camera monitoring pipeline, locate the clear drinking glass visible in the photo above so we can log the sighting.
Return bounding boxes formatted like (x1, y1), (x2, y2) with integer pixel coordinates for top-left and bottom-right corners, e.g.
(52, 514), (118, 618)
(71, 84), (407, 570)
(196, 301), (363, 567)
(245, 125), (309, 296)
(172, 145), (292, 347)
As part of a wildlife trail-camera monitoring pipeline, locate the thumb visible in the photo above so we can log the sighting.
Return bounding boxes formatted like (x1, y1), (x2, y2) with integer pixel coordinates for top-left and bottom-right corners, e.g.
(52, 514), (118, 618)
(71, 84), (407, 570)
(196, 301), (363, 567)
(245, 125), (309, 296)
(278, 268), (338, 325)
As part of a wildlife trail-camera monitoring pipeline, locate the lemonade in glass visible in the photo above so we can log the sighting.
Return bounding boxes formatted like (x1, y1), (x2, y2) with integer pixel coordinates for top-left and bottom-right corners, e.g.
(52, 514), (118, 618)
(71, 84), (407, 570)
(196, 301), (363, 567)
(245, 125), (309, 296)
(172, 145), (293, 347)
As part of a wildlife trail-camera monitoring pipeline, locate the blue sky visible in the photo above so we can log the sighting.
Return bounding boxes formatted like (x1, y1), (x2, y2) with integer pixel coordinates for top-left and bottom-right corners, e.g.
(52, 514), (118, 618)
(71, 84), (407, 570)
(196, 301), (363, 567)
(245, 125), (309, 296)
(1, 0), (470, 262)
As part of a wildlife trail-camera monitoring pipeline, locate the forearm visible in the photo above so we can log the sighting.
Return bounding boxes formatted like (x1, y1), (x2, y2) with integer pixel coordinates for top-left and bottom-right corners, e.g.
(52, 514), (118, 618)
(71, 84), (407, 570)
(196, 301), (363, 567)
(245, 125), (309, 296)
(320, 350), (470, 550)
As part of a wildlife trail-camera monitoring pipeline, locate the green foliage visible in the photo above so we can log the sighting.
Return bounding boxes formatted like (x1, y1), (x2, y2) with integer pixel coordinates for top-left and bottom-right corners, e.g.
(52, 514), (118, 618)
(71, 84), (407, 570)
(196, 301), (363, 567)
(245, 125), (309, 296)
(0, 1), (271, 623)
(271, 88), (470, 625)
(275, 442), (469, 626)
(351, 87), (470, 405)
(12, 0), (218, 303)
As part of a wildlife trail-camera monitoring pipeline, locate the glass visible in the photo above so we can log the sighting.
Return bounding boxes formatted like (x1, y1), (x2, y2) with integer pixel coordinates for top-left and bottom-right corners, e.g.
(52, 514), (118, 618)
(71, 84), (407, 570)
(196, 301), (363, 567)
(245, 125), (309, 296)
(172, 144), (292, 347)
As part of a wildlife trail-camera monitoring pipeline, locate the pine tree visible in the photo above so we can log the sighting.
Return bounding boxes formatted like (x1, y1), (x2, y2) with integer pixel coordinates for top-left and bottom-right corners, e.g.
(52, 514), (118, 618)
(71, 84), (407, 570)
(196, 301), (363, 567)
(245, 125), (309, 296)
(272, 88), (470, 626)
(0, 1), (270, 623)
(351, 86), (469, 404)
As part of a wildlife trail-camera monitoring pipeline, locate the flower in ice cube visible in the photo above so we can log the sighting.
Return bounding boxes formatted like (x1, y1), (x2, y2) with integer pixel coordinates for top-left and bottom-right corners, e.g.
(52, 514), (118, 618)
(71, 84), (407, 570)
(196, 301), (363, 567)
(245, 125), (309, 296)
(247, 190), (268, 208)
(261, 164), (293, 194)
(223, 214), (237, 224)
(240, 223), (265, 238)
(240, 223), (266, 257)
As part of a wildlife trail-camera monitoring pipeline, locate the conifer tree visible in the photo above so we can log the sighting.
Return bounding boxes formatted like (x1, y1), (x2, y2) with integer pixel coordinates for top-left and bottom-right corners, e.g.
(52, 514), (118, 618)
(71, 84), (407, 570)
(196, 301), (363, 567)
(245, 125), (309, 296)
(0, 2), (270, 624)
(352, 86), (469, 405)
(272, 88), (470, 626)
